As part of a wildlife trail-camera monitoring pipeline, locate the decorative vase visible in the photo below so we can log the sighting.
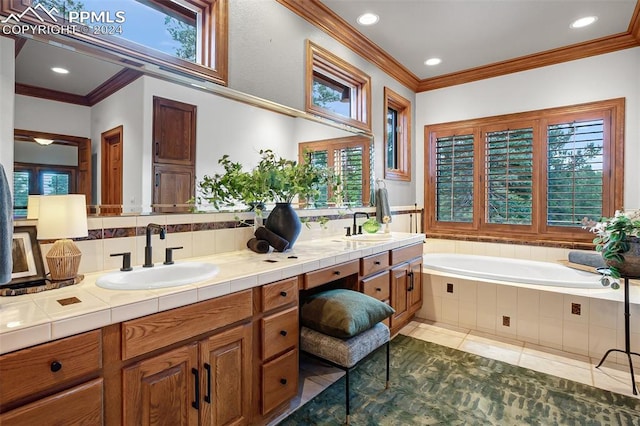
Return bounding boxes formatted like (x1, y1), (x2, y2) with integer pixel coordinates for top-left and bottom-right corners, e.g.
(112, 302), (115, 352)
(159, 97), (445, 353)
(265, 203), (302, 249)
(605, 237), (640, 278)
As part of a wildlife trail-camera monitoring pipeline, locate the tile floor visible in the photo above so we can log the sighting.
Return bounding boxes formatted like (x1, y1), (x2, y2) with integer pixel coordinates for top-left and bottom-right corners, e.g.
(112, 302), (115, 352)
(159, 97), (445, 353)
(272, 319), (640, 425)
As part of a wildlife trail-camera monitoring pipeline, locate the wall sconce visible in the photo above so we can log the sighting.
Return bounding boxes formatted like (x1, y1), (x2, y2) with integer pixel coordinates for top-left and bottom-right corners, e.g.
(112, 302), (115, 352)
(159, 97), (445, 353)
(37, 194), (88, 281)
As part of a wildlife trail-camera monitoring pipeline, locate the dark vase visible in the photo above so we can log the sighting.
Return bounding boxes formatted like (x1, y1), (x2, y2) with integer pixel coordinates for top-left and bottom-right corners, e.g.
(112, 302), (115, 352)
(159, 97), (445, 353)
(604, 237), (640, 278)
(265, 203), (302, 249)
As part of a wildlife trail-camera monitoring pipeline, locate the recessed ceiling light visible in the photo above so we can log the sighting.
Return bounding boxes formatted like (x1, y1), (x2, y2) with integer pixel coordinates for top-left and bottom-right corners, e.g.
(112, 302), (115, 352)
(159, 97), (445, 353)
(424, 58), (442, 66)
(357, 13), (379, 26)
(570, 16), (598, 29)
(51, 67), (69, 74)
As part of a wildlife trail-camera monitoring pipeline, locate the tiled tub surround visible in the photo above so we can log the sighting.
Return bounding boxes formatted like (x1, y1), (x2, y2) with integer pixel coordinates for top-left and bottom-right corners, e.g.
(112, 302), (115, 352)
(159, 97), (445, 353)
(419, 240), (640, 366)
(14, 206), (422, 278)
(0, 232), (425, 355)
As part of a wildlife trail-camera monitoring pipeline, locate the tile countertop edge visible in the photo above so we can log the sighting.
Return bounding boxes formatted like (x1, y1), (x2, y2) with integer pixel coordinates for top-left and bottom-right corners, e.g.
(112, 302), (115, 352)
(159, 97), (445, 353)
(0, 233), (425, 355)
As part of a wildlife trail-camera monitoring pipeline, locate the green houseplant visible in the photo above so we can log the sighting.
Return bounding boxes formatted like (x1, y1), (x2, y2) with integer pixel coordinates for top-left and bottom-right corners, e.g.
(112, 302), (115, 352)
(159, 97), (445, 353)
(586, 209), (640, 279)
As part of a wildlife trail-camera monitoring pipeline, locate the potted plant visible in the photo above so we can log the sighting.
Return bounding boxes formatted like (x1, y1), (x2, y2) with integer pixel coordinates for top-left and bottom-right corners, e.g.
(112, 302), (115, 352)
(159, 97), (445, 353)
(194, 149), (340, 247)
(585, 209), (640, 279)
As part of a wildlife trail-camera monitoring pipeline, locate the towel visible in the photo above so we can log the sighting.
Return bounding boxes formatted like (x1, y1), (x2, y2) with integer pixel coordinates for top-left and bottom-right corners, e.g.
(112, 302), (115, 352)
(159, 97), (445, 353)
(0, 164), (13, 284)
(568, 251), (606, 269)
(247, 238), (270, 254)
(376, 188), (392, 224)
(255, 226), (289, 252)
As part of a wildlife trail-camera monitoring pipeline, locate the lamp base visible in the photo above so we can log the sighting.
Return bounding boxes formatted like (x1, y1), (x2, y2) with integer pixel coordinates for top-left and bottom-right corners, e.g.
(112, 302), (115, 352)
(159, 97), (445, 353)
(46, 239), (82, 281)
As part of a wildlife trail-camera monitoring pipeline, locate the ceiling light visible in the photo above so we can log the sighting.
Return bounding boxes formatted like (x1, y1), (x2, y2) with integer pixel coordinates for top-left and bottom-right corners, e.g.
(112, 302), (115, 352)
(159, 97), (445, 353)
(424, 58), (442, 66)
(34, 138), (54, 146)
(357, 13), (379, 26)
(51, 67), (69, 74)
(570, 16), (597, 29)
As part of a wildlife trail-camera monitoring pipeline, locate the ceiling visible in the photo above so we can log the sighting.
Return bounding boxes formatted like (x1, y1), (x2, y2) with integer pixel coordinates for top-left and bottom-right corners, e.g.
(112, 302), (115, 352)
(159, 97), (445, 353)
(321, 0), (638, 80)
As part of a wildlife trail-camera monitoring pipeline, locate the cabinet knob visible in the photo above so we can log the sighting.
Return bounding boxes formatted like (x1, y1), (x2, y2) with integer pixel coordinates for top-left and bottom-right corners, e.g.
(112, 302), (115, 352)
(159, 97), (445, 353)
(280, 378), (287, 385)
(280, 291), (287, 297)
(50, 361), (62, 372)
(333, 271), (341, 276)
(280, 330), (288, 336)
(374, 261), (381, 265)
(376, 287), (382, 292)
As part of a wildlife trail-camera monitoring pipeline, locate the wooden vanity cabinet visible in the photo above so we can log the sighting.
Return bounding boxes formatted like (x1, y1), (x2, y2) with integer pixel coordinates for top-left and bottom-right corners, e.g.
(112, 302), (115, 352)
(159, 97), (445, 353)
(389, 251), (423, 333)
(0, 329), (104, 425)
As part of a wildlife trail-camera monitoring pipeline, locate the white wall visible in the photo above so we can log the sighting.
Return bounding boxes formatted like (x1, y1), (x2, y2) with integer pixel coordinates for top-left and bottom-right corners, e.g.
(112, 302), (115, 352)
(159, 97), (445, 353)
(14, 96), (91, 137)
(14, 141), (77, 166)
(0, 37), (15, 187)
(416, 47), (640, 209)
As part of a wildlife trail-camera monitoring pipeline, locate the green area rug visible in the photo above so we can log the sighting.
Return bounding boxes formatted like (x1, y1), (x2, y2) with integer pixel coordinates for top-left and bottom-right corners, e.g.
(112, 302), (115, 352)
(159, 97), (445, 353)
(279, 334), (640, 425)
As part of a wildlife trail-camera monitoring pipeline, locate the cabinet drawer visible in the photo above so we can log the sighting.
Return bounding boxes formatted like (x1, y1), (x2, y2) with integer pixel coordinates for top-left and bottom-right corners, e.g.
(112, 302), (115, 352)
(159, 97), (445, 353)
(262, 306), (298, 360)
(0, 378), (103, 426)
(0, 330), (102, 405)
(262, 277), (298, 312)
(360, 252), (390, 277)
(390, 243), (422, 265)
(122, 289), (252, 360)
(361, 271), (390, 301)
(262, 349), (298, 415)
(304, 260), (359, 289)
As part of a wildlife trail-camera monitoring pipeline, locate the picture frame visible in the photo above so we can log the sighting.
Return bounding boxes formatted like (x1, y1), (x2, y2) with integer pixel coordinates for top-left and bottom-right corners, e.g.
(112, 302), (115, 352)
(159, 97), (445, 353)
(7, 226), (45, 286)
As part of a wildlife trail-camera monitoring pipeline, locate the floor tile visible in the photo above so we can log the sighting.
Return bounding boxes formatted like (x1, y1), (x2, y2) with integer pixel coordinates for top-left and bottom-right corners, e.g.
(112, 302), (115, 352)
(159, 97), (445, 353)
(459, 338), (522, 365)
(409, 325), (465, 349)
(519, 352), (592, 386)
(523, 342), (592, 369)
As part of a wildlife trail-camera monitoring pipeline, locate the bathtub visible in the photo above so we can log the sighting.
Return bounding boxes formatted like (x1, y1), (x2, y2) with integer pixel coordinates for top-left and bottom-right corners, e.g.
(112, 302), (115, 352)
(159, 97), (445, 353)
(423, 253), (604, 289)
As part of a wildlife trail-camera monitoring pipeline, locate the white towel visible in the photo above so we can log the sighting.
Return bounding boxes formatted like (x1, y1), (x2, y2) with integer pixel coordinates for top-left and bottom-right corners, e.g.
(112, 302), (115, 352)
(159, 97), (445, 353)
(375, 188), (392, 224)
(0, 164), (13, 284)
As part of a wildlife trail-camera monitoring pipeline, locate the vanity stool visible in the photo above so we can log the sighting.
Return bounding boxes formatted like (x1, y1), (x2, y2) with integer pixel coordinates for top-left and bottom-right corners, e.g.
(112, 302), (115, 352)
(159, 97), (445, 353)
(299, 289), (394, 424)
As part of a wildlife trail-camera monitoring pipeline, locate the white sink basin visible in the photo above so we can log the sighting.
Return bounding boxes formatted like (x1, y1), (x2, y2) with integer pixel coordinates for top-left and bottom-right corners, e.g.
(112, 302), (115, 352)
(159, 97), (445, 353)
(342, 232), (394, 242)
(96, 262), (219, 290)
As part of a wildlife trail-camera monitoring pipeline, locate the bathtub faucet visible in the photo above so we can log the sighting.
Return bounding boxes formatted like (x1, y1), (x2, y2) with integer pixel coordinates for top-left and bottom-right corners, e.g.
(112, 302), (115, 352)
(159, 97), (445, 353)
(352, 212), (370, 235)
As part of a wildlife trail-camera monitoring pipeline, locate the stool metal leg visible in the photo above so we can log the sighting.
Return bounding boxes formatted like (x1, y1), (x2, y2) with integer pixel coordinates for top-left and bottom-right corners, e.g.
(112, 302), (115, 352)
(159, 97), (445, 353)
(345, 369), (350, 425)
(386, 341), (390, 389)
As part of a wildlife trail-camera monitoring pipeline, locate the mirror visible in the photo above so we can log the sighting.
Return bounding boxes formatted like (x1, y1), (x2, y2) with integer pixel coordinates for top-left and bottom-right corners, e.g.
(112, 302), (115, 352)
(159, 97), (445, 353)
(12, 35), (370, 216)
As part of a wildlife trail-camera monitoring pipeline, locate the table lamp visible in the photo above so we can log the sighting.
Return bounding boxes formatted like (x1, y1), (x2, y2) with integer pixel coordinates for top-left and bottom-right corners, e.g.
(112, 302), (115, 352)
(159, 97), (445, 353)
(26, 195), (40, 219)
(37, 194), (88, 281)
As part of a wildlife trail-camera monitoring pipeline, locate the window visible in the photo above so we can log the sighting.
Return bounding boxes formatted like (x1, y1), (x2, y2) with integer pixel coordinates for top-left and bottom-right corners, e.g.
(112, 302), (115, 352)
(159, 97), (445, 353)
(425, 98), (624, 244)
(16, 0), (228, 84)
(13, 164), (77, 217)
(299, 136), (372, 208)
(384, 87), (411, 181)
(306, 41), (371, 132)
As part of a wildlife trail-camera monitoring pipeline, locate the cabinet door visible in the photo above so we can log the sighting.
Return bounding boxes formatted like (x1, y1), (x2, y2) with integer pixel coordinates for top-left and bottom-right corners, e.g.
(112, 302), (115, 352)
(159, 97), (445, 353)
(153, 96), (196, 166)
(153, 164), (194, 213)
(408, 259), (423, 314)
(390, 264), (409, 329)
(0, 378), (103, 426)
(199, 323), (252, 426)
(123, 343), (199, 426)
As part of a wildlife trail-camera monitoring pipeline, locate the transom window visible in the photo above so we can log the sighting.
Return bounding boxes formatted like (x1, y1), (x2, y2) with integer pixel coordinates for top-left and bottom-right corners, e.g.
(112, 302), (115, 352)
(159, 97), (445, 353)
(306, 41), (371, 132)
(425, 98), (624, 244)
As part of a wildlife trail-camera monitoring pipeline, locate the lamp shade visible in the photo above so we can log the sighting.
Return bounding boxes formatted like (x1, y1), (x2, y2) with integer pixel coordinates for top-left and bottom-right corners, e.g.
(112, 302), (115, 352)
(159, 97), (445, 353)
(26, 195), (40, 220)
(37, 194), (88, 240)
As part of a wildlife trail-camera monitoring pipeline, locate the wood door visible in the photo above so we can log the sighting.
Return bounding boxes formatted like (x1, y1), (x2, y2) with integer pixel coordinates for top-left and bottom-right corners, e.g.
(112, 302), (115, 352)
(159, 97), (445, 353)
(0, 379), (103, 426)
(390, 263), (409, 330)
(408, 259), (423, 314)
(199, 323), (252, 426)
(123, 343), (199, 426)
(101, 125), (123, 215)
(152, 164), (194, 213)
(76, 138), (92, 205)
(153, 96), (196, 166)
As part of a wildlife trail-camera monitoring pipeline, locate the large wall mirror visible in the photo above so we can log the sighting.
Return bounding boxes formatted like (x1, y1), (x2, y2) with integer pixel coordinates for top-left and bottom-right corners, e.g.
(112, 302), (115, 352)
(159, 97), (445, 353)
(12, 34), (372, 217)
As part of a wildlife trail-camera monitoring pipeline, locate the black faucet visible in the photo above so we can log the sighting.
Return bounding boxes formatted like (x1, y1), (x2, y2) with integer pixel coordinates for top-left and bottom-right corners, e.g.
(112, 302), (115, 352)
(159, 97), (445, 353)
(352, 212), (370, 235)
(143, 223), (166, 267)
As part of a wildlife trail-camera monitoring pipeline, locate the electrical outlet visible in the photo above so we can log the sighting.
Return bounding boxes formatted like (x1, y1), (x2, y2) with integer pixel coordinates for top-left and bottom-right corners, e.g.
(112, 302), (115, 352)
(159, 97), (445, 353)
(502, 316), (510, 327)
(571, 303), (581, 315)
(447, 283), (454, 293)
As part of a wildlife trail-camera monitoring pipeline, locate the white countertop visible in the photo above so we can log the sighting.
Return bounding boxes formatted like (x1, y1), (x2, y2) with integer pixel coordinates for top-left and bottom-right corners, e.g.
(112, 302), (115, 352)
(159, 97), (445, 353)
(0, 233), (425, 355)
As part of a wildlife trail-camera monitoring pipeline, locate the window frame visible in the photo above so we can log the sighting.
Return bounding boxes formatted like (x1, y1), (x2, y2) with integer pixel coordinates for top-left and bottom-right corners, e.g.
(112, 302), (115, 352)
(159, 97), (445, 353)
(305, 40), (371, 132)
(384, 87), (411, 181)
(424, 98), (624, 245)
(2, 0), (228, 85)
(299, 135), (372, 207)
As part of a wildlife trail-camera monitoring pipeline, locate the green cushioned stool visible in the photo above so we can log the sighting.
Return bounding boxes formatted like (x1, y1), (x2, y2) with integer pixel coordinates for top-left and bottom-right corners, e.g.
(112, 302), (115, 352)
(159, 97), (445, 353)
(300, 289), (393, 424)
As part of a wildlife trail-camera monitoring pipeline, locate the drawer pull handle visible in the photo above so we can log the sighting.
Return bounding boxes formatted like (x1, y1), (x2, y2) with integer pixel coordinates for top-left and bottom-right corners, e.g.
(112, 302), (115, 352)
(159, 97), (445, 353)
(280, 330), (288, 337)
(192, 368), (200, 410)
(280, 291), (287, 297)
(204, 363), (212, 404)
(50, 361), (62, 372)
(333, 271), (341, 276)
(374, 261), (381, 265)
(280, 378), (287, 385)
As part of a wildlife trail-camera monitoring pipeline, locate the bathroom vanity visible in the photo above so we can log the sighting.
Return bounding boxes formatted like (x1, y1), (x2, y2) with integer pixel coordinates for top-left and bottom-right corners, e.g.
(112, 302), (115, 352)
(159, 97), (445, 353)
(0, 233), (424, 425)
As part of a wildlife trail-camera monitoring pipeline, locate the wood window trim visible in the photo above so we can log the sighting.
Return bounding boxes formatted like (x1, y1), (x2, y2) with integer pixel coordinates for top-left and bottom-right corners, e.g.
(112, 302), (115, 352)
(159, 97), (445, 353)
(424, 98), (624, 245)
(384, 87), (411, 181)
(1, 0), (228, 85)
(299, 135), (372, 206)
(305, 40), (372, 132)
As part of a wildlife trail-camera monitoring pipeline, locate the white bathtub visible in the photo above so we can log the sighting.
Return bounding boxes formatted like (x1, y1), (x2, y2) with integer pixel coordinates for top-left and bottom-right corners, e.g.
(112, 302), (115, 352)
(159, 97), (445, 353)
(423, 253), (603, 289)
